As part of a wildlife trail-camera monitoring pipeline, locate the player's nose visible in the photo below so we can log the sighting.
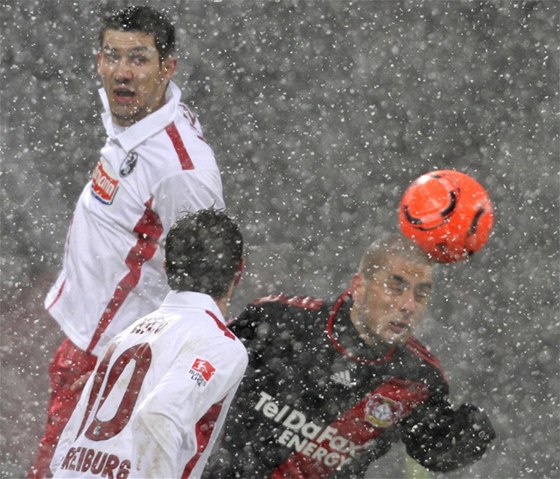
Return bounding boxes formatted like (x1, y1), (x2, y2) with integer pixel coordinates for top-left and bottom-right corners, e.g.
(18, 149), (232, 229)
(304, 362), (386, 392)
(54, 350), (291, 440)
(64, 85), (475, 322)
(114, 60), (133, 82)
(399, 289), (418, 314)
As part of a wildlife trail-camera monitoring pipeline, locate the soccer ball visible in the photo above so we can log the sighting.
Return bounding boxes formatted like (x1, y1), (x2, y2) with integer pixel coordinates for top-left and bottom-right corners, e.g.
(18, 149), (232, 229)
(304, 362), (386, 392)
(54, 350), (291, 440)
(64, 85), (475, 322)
(398, 170), (494, 263)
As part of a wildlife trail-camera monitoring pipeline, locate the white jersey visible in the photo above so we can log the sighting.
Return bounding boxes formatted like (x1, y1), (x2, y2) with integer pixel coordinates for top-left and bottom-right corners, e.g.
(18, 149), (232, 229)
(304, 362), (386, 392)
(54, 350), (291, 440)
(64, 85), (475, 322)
(45, 82), (224, 355)
(51, 291), (248, 479)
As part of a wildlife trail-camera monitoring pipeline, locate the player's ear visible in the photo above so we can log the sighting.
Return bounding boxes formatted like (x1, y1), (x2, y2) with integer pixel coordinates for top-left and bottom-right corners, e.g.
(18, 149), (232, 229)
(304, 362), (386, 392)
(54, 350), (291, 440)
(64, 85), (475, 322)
(233, 259), (244, 286)
(161, 55), (177, 80)
(96, 51), (102, 75)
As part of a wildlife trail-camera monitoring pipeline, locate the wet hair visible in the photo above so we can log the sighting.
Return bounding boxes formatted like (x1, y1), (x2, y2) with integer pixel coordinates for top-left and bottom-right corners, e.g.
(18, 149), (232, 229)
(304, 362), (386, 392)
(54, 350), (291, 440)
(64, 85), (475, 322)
(99, 5), (175, 62)
(165, 209), (243, 299)
(358, 233), (432, 280)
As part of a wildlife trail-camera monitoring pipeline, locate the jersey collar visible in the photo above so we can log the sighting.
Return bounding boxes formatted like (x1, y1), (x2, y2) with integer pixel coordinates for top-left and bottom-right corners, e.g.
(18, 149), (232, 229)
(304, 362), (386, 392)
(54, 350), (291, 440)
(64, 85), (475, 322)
(326, 289), (397, 365)
(161, 290), (226, 326)
(99, 81), (182, 153)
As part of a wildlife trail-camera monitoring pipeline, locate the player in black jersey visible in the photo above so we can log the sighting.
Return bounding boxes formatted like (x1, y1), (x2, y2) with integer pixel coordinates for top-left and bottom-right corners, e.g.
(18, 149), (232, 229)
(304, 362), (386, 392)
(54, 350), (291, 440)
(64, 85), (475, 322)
(204, 234), (494, 479)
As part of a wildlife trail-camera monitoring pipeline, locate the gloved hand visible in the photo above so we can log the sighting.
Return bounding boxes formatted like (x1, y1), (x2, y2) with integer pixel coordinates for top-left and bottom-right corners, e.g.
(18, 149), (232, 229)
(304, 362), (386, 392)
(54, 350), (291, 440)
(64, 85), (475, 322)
(451, 403), (495, 445)
(401, 402), (495, 472)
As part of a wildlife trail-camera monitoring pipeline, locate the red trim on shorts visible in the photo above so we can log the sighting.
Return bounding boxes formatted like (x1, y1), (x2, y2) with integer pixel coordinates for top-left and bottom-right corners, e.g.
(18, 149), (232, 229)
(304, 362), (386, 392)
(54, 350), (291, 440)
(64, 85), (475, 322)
(165, 123), (194, 170)
(86, 198), (163, 354)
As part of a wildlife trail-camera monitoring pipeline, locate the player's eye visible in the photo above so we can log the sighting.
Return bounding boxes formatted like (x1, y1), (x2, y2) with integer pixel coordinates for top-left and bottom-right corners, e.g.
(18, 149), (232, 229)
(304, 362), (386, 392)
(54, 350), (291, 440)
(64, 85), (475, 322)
(414, 285), (432, 302)
(108, 54), (120, 63)
(102, 49), (120, 62)
(130, 54), (148, 65)
(385, 279), (406, 295)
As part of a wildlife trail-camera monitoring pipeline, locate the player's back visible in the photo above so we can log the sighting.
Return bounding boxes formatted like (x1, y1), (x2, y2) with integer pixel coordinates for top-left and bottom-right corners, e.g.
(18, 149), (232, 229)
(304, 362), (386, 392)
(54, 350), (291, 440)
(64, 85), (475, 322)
(52, 291), (248, 478)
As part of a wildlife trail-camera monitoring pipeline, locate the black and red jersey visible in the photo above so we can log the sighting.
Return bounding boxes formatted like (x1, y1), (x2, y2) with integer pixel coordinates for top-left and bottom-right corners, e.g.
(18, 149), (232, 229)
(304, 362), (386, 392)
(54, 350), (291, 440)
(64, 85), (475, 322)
(204, 290), (470, 478)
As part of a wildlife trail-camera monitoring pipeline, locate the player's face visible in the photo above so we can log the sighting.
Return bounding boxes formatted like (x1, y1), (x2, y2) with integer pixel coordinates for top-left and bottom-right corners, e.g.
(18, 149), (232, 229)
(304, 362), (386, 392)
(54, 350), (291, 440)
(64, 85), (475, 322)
(97, 29), (176, 126)
(351, 254), (432, 347)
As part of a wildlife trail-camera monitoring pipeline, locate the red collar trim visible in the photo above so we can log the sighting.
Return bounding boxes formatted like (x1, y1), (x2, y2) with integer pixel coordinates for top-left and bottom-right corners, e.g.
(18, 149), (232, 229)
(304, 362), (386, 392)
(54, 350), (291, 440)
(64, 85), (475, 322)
(326, 289), (397, 365)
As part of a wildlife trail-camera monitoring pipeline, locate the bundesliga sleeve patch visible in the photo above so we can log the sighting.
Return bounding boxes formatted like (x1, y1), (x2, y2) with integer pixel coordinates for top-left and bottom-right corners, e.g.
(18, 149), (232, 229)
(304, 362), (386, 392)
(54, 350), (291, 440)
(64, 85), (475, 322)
(189, 358), (216, 386)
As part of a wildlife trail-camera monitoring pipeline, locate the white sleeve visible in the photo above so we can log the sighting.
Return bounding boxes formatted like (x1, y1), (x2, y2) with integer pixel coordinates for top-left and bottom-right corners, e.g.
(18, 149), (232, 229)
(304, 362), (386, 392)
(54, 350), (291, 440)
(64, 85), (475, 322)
(129, 344), (247, 479)
(152, 168), (225, 233)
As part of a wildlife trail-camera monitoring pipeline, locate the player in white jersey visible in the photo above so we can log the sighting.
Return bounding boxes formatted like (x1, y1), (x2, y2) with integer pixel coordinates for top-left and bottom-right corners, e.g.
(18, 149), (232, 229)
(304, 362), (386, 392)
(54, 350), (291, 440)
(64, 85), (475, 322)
(29, 7), (225, 478)
(50, 209), (248, 479)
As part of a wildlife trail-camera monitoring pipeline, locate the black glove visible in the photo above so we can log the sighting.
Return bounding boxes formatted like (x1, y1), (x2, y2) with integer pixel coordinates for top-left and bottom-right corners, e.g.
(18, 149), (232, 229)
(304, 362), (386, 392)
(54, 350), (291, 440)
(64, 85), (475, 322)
(400, 402), (495, 472)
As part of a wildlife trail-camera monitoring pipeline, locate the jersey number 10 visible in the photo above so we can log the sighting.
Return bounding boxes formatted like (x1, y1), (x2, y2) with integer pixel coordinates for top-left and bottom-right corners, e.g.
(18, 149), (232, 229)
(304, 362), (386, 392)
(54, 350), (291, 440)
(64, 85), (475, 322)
(76, 343), (153, 441)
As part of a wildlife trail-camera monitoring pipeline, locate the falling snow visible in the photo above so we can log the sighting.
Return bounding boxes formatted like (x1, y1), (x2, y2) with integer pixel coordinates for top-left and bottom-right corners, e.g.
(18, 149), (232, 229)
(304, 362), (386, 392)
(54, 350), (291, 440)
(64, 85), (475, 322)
(1, 1), (558, 478)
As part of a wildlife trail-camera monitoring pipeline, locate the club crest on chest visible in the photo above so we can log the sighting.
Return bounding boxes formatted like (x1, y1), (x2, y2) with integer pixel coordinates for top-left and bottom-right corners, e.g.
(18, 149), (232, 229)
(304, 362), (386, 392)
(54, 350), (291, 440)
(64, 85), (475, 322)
(364, 394), (404, 428)
(119, 152), (138, 177)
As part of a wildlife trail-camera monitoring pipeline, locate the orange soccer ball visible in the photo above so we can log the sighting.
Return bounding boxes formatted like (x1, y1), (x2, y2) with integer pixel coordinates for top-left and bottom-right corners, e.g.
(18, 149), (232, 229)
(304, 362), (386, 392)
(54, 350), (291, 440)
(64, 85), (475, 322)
(398, 170), (494, 263)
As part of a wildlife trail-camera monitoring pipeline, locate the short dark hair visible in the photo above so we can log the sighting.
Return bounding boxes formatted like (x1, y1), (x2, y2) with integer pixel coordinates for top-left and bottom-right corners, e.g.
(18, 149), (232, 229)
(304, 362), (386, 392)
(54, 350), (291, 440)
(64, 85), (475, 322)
(165, 209), (243, 298)
(359, 233), (432, 280)
(99, 5), (175, 61)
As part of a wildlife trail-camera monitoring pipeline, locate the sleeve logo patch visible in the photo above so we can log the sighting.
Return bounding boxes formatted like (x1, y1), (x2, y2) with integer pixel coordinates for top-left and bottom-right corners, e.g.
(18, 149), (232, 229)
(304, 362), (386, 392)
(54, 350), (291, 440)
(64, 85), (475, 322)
(364, 394), (404, 428)
(91, 160), (119, 205)
(189, 358), (216, 386)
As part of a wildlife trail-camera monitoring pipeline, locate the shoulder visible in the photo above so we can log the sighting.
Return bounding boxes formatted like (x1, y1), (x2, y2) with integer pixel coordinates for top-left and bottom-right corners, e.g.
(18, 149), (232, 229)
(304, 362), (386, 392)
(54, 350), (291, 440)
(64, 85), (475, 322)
(176, 102), (203, 133)
(204, 309), (248, 356)
(173, 309), (247, 362)
(405, 336), (444, 372)
(229, 293), (328, 338)
(139, 107), (216, 174)
(241, 293), (326, 322)
(171, 103), (210, 149)
(254, 293), (325, 310)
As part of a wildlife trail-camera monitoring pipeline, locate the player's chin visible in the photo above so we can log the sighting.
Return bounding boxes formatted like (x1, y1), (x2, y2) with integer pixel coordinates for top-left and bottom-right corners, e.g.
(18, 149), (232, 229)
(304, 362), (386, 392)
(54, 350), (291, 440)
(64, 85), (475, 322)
(387, 337), (409, 347)
(112, 106), (146, 124)
(381, 329), (410, 346)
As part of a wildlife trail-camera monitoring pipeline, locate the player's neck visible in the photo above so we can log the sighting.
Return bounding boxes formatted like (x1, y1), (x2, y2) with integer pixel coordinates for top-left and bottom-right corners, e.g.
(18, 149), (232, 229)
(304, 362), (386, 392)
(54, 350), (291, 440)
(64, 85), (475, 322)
(214, 281), (236, 317)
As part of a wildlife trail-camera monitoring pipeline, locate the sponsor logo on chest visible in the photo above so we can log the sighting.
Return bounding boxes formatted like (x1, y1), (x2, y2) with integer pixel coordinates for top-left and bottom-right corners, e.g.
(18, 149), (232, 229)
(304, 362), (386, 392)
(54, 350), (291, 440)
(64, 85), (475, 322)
(254, 391), (357, 470)
(91, 160), (119, 205)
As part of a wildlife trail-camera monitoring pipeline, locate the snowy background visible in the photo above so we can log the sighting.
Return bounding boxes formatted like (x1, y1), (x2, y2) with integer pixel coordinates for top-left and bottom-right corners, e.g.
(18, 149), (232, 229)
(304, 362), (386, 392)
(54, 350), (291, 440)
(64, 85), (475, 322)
(1, 1), (558, 478)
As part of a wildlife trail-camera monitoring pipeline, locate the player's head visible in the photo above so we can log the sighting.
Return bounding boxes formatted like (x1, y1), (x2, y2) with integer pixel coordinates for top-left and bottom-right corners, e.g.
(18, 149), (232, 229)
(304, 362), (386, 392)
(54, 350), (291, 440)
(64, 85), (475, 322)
(99, 6), (175, 62)
(97, 6), (177, 126)
(350, 234), (433, 348)
(165, 209), (244, 300)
